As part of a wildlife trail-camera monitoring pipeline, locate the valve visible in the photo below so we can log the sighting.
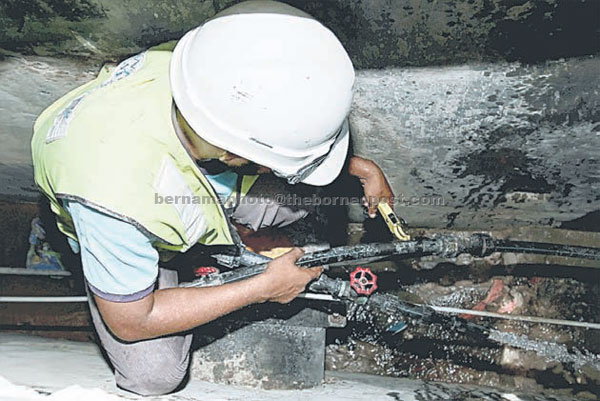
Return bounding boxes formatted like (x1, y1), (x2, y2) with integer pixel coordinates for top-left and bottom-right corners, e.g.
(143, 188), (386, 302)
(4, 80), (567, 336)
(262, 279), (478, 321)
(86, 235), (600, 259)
(350, 267), (378, 296)
(194, 266), (219, 277)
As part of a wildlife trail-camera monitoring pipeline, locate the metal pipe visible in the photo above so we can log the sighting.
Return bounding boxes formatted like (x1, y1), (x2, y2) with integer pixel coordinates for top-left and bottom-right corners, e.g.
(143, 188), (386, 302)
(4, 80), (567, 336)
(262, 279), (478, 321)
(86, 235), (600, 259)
(0, 267), (71, 276)
(429, 306), (600, 329)
(184, 238), (447, 288)
(1, 295), (598, 330)
(210, 235), (600, 279)
(0, 296), (88, 303)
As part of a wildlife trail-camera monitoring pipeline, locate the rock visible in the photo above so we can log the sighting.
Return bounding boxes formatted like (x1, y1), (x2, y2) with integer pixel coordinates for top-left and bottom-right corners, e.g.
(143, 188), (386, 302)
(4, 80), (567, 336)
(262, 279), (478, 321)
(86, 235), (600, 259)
(500, 347), (551, 371)
(1, 0), (597, 67)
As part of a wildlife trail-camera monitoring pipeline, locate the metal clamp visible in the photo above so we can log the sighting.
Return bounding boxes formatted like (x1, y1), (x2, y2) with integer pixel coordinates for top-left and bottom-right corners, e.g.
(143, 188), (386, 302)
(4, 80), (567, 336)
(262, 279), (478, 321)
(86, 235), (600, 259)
(378, 203), (410, 241)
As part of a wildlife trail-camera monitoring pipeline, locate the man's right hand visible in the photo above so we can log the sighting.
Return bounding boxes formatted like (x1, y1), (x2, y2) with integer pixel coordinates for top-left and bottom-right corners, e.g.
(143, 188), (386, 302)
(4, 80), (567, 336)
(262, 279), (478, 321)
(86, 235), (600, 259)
(258, 247), (323, 304)
(95, 247), (321, 342)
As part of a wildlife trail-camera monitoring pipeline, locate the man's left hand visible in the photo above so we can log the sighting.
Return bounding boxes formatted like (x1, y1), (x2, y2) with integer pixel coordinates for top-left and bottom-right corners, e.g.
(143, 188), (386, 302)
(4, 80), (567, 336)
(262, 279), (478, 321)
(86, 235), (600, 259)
(348, 156), (395, 218)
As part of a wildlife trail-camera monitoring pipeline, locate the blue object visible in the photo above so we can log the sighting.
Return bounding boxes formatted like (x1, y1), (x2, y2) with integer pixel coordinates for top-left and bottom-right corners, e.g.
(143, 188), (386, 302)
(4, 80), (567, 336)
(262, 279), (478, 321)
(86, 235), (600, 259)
(26, 217), (65, 271)
(205, 170), (238, 203)
(387, 322), (408, 335)
(28, 217), (46, 246)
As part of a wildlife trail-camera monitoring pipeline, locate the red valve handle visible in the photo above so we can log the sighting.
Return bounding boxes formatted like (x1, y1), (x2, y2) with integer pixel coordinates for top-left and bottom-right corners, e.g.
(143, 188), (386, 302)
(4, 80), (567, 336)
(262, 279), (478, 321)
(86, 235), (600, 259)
(349, 267), (378, 296)
(194, 266), (219, 277)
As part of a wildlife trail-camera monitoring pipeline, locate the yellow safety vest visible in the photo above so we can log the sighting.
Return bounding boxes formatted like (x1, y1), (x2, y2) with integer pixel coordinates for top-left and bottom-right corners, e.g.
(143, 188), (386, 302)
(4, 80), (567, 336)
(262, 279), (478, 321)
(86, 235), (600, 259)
(31, 42), (257, 252)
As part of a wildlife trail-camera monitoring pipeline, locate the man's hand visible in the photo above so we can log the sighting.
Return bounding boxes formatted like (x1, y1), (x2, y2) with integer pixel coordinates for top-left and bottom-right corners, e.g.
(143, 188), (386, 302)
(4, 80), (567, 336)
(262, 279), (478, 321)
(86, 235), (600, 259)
(94, 247), (321, 342)
(348, 156), (395, 218)
(258, 248), (323, 303)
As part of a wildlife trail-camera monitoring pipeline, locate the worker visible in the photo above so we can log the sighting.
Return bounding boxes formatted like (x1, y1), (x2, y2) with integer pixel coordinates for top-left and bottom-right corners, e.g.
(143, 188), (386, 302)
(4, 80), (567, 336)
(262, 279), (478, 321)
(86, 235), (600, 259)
(31, 0), (394, 396)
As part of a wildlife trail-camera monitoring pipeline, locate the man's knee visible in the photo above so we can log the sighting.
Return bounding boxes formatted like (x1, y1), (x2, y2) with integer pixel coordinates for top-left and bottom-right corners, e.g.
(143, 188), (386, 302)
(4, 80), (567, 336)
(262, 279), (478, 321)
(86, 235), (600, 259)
(115, 353), (189, 396)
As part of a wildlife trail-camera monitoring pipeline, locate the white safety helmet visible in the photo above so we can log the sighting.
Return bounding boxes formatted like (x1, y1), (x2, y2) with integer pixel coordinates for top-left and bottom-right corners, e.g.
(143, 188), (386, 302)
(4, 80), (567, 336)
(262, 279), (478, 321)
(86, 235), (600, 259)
(170, 0), (355, 186)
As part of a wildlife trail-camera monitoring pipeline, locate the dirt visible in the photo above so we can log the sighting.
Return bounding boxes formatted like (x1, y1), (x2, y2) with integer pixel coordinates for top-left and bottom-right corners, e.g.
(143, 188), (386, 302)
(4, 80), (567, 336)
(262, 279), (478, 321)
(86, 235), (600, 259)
(325, 270), (600, 399)
(2, 199), (599, 398)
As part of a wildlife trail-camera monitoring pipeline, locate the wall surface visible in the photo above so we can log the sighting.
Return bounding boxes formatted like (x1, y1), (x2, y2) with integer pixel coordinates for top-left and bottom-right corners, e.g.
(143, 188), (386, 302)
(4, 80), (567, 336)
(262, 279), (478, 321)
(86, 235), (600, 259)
(0, 56), (97, 199)
(0, 0), (598, 230)
(1, 0), (598, 66)
(349, 57), (600, 229)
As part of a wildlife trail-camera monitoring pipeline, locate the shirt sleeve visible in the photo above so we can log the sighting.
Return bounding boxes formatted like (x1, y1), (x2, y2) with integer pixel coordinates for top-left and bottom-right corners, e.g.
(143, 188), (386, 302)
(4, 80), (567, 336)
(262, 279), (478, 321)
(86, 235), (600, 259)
(63, 200), (159, 302)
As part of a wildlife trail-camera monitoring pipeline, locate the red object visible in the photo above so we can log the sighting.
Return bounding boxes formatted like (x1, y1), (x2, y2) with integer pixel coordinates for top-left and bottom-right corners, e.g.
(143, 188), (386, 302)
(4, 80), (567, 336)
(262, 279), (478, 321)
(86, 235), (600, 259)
(350, 267), (378, 296)
(460, 279), (504, 319)
(194, 266), (219, 277)
(529, 277), (542, 285)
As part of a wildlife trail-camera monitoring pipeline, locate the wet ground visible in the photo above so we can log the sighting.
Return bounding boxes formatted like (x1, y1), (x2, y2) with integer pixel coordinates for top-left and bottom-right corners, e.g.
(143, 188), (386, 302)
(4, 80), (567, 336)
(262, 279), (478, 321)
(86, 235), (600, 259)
(278, 213), (600, 399)
(321, 260), (600, 400)
(1, 202), (599, 399)
(2, 333), (577, 401)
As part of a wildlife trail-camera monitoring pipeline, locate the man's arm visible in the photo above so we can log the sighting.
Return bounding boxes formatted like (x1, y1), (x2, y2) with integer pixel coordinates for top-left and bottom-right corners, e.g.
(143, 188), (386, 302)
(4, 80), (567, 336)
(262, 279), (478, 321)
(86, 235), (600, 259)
(64, 200), (321, 342)
(348, 156), (395, 217)
(95, 248), (321, 342)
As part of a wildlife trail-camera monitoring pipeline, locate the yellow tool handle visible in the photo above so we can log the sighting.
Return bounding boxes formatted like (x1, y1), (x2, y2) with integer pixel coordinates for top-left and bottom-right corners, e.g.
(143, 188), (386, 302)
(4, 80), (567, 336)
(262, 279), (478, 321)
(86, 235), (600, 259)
(377, 203), (411, 241)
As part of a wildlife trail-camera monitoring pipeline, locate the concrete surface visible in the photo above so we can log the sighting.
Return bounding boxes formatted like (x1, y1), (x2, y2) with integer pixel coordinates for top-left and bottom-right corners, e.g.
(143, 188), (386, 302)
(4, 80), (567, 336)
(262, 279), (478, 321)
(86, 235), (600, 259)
(0, 0), (598, 229)
(0, 56), (97, 200)
(0, 333), (566, 400)
(1, 0), (598, 67)
(191, 307), (337, 389)
(347, 56), (600, 229)
(1, 53), (598, 230)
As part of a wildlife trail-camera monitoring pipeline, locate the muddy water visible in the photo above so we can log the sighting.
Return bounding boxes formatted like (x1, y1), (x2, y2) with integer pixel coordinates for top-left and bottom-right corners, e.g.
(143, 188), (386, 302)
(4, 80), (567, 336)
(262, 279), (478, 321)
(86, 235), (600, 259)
(488, 330), (600, 370)
(280, 211), (600, 398)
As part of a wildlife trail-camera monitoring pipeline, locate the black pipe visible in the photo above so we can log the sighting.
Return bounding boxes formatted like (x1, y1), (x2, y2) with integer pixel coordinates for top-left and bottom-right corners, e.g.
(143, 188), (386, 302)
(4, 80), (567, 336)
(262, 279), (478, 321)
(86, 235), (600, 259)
(490, 239), (600, 261)
(182, 234), (600, 289)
